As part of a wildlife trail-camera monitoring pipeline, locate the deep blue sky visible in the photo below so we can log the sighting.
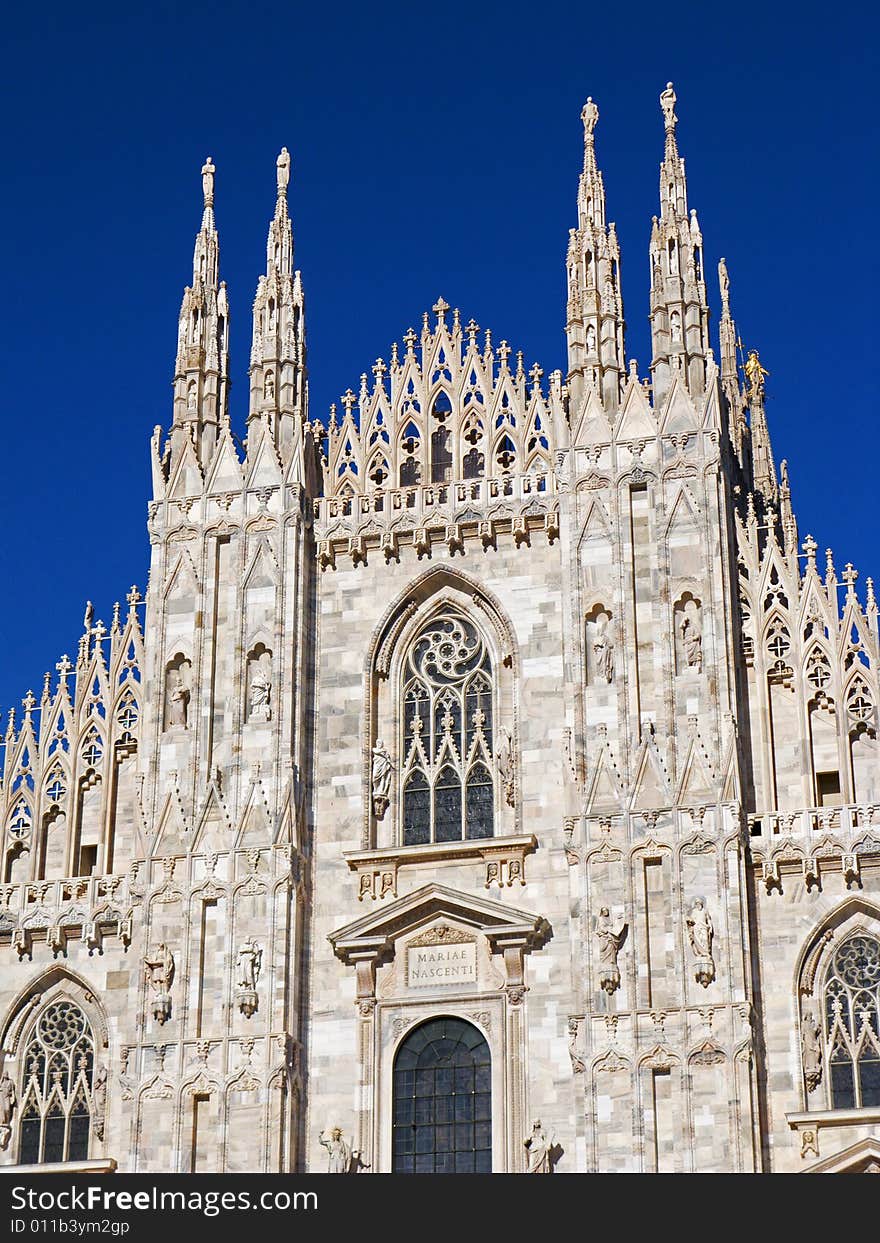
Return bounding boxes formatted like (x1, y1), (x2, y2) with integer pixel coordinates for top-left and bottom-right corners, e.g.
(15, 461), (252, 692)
(0, 1), (876, 714)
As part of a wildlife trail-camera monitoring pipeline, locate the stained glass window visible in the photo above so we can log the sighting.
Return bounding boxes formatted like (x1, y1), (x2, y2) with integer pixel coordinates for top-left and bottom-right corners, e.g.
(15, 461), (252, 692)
(392, 1018), (491, 1173)
(823, 934), (880, 1110)
(400, 612), (498, 845)
(18, 1001), (96, 1165)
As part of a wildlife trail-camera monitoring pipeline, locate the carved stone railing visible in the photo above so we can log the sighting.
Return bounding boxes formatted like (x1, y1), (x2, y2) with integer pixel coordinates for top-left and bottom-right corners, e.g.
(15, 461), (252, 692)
(314, 470), (557, 531)
(747, 804), (880, 895)
(0, 872), (136, 957)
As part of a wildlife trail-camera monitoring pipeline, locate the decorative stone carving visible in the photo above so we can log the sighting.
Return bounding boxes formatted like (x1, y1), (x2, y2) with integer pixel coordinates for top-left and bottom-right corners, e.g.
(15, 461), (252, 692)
(92, 1064), (107, 1140)
(590, 610), (614, 684)
(496, 726), (515, 807)
(567, 1017), (585, 1073)
(248, 663), (272, 723)
(370, 740), (393, 819)
(524, 1119), (558, 1173)
(144, 942), (175, 1024)
(801, 1128), (819, 1160)
(801, 1003), (823, 1093)
(0, 1070), (16, 1151)
(319, 1127), (352, 1173)
(686, 899), (716, 988)
(236, 938), (263, 1018)
(595, 906), (627, 994)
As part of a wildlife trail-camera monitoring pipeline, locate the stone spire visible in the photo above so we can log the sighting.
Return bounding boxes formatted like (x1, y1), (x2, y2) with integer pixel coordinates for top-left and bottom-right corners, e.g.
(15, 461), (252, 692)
(566, 97), (626, 415)
(745, 347), (777, 506)
(248, 147), (308, 460)
(648, 84), (710, 405)
(717, 257), (748, 460)
(171, 157), (230, 464)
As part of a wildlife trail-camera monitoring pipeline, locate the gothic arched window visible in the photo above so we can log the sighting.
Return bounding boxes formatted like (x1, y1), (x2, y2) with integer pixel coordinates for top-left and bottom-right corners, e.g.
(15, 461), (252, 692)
(823, 934), (880, 1110)
(392, 1017), (491, 1173)
(401, 612), (496, 846)
(18, 1001), (96, 1165)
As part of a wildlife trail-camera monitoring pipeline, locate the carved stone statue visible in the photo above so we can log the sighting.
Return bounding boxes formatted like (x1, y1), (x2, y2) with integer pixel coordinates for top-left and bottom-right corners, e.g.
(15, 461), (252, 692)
(592, 613), (614, 684)
(718, 257), (730, 312)
(264, 371), (275, 402)
(660, 82), (677, 130)
(276, 147), (291, 195)
(92, 1065), (107, 1140)
(236, 938), (263, 1018)
(144, 942), (175, 1024)
(496, 726), (515, 807)
(0, 1070), (16, 1150)
(595, 906), (627, 995)
(370, 740), (393, 819)
(586, 324), (597, 354)
(681, 614), (702, 672)
(249, 667), (271, 722)
(319, 1127), (352, 1174)
(581, 96), (599, 137)
(168, 676), (189, 728)
(801, 1004), (823, 1093)
(686, 899), (716, 988)
(201, 156), (215, 205)
(187, 381), (198, 411)
(744, 349), (768, 400)
(524, 1119), (551, 1173)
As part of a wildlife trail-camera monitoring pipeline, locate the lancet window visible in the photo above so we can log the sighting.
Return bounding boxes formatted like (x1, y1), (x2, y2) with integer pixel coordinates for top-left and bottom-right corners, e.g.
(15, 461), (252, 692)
(401, 611), (496, 845)
(823, 934), (880, 1110)
(18, 1001), (96, 1165)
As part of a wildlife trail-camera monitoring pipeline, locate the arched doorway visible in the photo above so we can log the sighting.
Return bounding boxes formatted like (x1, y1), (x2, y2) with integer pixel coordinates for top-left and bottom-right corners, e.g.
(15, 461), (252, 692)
(392, 1016), (491, 1173)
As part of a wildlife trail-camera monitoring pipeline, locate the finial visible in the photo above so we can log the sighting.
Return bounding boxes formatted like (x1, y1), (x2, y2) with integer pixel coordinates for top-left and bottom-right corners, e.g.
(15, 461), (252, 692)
(432, 296), (450, 326)
(825, 548), (836, 581)
(22, 690), (36, 720)
(581, 96), (599, 139)
(111, 601), (121, 633)
(660, 82), (677, 132)
(802, 534), (817, 568)
(42, 671), (51, 701)
(201, 156), (216, 207)
(126, 584), (142, 612)
(842, 563), (858, 597)
(276, 147), (291, 197)
(867, 577), (876, 612)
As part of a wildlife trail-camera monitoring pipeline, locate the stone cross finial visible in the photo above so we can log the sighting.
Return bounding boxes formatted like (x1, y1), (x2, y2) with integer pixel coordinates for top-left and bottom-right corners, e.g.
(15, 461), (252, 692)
(341, 389), (356, 415)
(42, 671), (51, 701)
(842, 563), (858, 595)
(660, 82), (677, 132)
(825, 548), (836, 580)
(127, 585), (141, 610)
(867, 578), (876, 611)
(529, 362), (544, 389)
(432, 297), (449, 325)
(372, 358), (387, 383)
(201, 157), (216, 206)
(498, 340), (510, 368)
(276, 147), (291, 196)
(55, 655), (72, 683)
(465, 319), (480, 345)
(92, 620), (107, 644)
(403, 328), (417, 353)
(21, 690), (36, 717)
(802, 535), (817, 567)
(111, 601), (121, 632)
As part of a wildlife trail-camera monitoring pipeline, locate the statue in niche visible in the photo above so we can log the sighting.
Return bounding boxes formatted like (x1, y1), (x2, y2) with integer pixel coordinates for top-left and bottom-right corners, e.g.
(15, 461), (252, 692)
(264, 371), (275, 402)
(248, 663), (272, 722)
(496, 726), (515, 807)
(591, 612), (614, 684)
(236, 938), (263, 1018)
(586, 324), (597, 354)
(670, 310), (682, 341)
(371, 740), (393, 819)
(680, 612), (703, 672)
(319, 1127), (352, 1174)
(92, 1065), (107, 1140)
(186, 381), (197, 411)
(801, 1004), (823, 1093)
(144, 942), (175, 1023)
(595, 906), (628, 995)
(168, 674), (190, 729)
(686, 899), (716, 988)
(0, 1070), (16, 1151)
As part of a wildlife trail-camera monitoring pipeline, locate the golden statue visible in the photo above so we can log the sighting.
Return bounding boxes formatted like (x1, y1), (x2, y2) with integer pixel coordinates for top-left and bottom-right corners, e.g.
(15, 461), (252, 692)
(744, 349), (768, 399)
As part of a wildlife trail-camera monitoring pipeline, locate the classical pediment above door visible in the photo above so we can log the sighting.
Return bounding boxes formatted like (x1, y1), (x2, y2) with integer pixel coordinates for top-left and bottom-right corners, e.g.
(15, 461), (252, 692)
(328, 881), (551, 1010)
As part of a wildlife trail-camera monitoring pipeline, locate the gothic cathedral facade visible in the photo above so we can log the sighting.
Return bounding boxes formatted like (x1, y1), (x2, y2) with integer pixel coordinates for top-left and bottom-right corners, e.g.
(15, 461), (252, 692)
(1, 86), (879, 1175)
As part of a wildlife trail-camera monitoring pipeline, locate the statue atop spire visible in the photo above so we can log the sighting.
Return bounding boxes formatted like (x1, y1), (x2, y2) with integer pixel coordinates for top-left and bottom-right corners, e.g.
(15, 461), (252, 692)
(718, 257), (730, 316)
(582, 96), (599, 140)
(201, 156), (216, 207)
(745, 349), (769, 402)
(276, 147), (290, 198)
(660, 82), (677, 132)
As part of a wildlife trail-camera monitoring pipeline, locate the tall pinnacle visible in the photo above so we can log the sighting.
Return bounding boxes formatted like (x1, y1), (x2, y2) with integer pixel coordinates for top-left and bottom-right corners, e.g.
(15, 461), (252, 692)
(566, 96), (625, 418)
(648, 82), (710, 404)
(249, 148), (307, 457)
(171, 157), (229, 465)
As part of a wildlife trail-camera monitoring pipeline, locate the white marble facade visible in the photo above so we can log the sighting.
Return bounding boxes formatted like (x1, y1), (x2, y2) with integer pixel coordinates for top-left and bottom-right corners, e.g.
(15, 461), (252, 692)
(1, 88), (879, 1176)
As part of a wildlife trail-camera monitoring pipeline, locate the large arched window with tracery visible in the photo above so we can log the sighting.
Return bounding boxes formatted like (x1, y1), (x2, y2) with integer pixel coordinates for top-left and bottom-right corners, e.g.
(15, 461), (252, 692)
(401, 611), (496, 846)
(823, 934), (880, 1110)
(18, 1001), (95, 1164)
